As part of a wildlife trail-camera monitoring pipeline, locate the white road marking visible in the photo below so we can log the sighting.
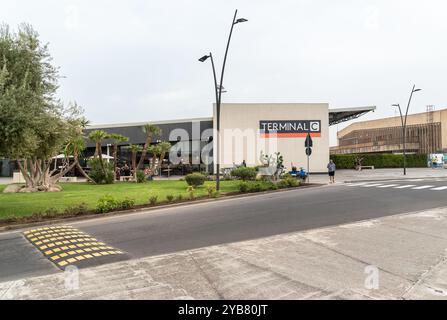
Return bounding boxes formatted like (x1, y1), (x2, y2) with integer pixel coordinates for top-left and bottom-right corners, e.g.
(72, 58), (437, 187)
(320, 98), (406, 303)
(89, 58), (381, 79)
(412, 185), (435, 190)
(377, 184), (399, 188)
(431, 186), (447, 191)
(394, 185), (417, 189)
(345, 182), (369, 186)
(361, 184), (384, 187)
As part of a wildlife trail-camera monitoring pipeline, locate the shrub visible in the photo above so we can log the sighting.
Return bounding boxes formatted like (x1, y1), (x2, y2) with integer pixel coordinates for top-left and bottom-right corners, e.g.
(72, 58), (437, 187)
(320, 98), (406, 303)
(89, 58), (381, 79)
(149, 195), (158, 205)
(187, 186), (196, 200)
(248, 182), (267, 192)
(176, 194), (184, 201)
(96, 194), (118, 213)
(264, 181), (278, 190)
(238, 181), (249, 193)
(166, 194), (174, 202)
(136, 170), (146, 183)
(277, 176), (299, 188)
(88, 158), (115, 184)
(64, 203), (89, 216)
(277, 180), (288, 189)
(207, 185), (218, 198)
(231, 167), (257, 181)
(330, 153), (428, 169)
(185, 173), (207, 187)
(118, 197), (135, 210)
(238, 181), (274, 193)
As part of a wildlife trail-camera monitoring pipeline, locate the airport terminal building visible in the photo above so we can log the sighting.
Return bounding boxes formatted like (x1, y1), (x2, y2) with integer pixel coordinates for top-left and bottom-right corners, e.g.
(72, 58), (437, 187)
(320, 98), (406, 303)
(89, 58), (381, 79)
(0, 103), (374, 177)
(331, 107), (447, 155)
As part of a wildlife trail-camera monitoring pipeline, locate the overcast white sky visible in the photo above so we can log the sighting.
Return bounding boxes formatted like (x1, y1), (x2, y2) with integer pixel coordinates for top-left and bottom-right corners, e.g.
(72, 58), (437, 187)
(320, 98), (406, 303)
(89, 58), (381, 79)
(2, 0), (447, 146)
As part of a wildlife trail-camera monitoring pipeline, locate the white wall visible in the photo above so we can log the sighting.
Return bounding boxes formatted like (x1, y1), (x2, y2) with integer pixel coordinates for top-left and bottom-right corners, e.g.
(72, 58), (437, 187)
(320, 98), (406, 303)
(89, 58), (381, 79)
(214, 103), (330, 173)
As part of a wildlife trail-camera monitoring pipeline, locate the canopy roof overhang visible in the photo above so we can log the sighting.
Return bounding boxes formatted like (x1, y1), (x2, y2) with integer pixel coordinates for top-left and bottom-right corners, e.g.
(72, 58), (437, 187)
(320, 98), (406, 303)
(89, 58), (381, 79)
(329, 106), (376, 126)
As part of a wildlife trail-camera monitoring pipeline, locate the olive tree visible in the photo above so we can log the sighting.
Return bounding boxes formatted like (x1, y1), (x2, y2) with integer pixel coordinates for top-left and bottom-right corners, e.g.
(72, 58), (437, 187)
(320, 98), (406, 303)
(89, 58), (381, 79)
(0, 24), (88, 192)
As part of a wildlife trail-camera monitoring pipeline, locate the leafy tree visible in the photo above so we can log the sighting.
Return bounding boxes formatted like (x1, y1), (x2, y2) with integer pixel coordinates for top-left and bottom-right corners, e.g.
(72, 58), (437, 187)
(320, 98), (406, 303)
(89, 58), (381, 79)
(0, 24), (87, 191)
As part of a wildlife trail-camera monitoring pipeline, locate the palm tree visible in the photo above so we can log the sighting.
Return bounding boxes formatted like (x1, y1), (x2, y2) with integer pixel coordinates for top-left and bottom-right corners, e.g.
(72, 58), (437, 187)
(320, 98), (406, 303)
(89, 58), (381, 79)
(64, 136), (95, 183)
(108, 133), (129, 179)
(127, 144), (143, 181)
(88, 129), (109, 174)
(158, 142), (172, 167)
(148, 142), (172, 175)
(137, 124), (162, 170)
(88, 129), (109, 159)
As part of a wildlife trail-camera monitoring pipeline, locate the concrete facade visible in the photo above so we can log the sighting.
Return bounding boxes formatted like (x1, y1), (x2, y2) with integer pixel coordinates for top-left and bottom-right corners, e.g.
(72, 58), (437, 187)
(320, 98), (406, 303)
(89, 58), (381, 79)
(332, 108), (447, 155)
(216, 103), (330, 173)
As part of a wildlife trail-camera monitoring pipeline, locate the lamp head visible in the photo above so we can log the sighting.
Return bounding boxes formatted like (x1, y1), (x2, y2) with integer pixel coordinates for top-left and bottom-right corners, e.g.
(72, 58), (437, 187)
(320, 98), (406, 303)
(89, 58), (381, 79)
(198, 55), (210, 62)
(234, 18), (248, 24)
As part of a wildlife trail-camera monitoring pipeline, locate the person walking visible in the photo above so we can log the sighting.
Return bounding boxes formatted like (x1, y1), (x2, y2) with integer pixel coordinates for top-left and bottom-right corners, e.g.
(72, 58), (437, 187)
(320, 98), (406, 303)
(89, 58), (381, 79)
(327, 159), (336, 184)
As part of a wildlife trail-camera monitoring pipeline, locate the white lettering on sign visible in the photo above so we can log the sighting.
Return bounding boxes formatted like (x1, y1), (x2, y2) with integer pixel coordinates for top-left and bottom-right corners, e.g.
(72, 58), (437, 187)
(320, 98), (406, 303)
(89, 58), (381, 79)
(259, 120), (321, 138)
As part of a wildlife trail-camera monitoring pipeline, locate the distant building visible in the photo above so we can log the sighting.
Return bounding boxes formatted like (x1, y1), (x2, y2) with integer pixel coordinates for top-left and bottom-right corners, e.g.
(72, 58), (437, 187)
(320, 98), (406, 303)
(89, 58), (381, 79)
(331, 107), (447, 155)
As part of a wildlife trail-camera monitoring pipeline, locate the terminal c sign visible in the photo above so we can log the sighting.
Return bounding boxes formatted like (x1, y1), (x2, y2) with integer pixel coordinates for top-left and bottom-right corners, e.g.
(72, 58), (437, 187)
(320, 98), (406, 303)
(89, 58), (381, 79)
(259, 120), (321, 138)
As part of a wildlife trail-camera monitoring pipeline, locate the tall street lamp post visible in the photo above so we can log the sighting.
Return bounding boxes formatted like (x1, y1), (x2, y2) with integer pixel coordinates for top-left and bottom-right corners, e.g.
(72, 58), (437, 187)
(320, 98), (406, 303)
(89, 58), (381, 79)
(392, 85), (422, 175)
(198, 9), (247, 191)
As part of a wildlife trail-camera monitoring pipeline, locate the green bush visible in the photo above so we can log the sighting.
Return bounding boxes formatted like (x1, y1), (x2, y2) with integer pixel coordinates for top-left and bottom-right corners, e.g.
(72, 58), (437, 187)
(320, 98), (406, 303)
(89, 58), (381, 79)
(64, 203), (89, 216)
(96, 194), (118, 213)
(187, 186), (196, 200)
(277, 180), (288, 189)
(238, 181), (249, 193)
(330, 154), (428, 169)
(264, 181), (278, 190)
(136, 170), (146, 183)
(237, 181), (272, 193)
(149, 195), (158, 205)
(88, 158), (115, 184)
(277, 176), (299, 188)
(284, 176), (299, 187)
(118, 197), (135, 210)
(248, 182), (264, 192)
(231, 167), (257, 181)
(166, 194), (175, 203)
(207, 185), (218, 198)
(185, 173), (207, 187)
(176, 194), (184, 201)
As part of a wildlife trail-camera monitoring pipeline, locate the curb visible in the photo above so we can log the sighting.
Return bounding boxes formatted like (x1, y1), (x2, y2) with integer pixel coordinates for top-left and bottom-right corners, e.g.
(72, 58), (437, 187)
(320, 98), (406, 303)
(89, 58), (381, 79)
(0, 183), (324, 233)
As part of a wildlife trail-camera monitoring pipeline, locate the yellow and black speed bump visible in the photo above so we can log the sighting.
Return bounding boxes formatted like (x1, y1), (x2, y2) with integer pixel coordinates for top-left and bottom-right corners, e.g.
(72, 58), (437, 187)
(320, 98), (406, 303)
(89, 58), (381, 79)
(23, 225), (128, 270)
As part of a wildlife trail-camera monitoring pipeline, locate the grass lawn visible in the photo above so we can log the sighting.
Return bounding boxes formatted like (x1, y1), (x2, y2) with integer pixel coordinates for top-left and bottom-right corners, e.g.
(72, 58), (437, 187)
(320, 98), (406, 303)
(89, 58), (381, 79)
(0, 180), (243, 220)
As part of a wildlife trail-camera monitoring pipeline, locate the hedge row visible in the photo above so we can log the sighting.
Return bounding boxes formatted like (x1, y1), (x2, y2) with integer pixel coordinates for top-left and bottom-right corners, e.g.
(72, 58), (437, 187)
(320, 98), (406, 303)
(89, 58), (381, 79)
(330, 154), (428, 169)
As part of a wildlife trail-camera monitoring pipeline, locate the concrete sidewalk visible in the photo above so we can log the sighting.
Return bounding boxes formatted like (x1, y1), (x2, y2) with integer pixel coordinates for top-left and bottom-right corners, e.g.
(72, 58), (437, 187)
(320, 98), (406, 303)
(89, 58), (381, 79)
(310, 167), (447, 184)
(2, 206), (447, 300)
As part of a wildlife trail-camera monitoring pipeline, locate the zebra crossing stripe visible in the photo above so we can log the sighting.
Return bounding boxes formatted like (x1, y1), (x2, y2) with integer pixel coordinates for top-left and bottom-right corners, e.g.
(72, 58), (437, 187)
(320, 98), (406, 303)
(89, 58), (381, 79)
(412, 185), (435, 190)
(346, 182), (369, 186)
(345, 182), (447, 191)
(431, 186), (447, 191)
(394, 185), (416, 189)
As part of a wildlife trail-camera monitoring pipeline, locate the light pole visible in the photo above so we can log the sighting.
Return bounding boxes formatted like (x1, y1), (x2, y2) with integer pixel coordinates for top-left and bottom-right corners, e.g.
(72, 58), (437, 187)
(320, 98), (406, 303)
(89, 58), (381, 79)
(392, 85), (422, 175)
(198, 9), (247, 191)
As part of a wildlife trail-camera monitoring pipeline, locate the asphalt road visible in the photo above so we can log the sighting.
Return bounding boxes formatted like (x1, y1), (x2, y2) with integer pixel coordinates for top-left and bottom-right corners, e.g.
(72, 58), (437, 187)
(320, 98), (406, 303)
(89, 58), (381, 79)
(2, 177), (447, 282)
